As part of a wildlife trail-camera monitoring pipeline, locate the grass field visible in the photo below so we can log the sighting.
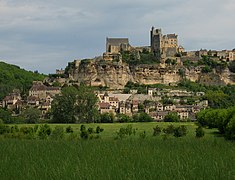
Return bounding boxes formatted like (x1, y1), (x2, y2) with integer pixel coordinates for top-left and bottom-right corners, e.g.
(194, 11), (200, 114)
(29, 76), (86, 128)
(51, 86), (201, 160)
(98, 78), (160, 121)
(0, 122), (235, 179)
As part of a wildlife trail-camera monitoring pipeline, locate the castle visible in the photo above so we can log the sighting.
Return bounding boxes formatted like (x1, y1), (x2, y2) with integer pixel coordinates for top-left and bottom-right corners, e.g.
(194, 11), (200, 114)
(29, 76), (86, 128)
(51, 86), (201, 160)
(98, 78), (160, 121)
(150, 27), (183, 59)
(103, 27), (183, 61)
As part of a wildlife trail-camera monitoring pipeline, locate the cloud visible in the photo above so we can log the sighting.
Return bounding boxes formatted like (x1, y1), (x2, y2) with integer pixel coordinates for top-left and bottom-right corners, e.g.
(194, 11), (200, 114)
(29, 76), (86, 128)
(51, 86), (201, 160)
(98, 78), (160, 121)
(0, 0), (235, 73)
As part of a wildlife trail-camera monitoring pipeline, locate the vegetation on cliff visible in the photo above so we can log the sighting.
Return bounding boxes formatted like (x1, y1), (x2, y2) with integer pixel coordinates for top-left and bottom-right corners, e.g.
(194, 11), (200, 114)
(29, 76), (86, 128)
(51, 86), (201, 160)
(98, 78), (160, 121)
(121, 50), (160, 65)
(0, 61), (46, 100)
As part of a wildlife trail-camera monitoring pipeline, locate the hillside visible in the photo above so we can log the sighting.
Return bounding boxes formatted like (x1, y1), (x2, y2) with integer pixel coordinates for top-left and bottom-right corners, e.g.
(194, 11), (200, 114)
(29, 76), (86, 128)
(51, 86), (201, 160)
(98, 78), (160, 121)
(0, 61), (46, 100)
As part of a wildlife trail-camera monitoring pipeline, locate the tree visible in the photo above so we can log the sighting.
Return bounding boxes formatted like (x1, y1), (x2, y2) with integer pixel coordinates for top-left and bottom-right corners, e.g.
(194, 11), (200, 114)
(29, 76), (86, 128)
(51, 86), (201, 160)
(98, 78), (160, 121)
(51, 86), (77, 123)
(164, 112), (180, 122)
(116, 114), (131, 123)
(100, 113), (114, 123)
(51, 85), (99, 123)
(0, 108), (12, 124)
(225, 115), (235, 140)
(133, 112), (153, 122)
(22, 107), (41, 124)
(75, 85), (99, 123)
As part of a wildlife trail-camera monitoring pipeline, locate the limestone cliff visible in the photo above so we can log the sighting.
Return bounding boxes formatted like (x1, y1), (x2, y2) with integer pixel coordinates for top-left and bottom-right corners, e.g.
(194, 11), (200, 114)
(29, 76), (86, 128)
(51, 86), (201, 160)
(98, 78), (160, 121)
(65, 59), (235, 89)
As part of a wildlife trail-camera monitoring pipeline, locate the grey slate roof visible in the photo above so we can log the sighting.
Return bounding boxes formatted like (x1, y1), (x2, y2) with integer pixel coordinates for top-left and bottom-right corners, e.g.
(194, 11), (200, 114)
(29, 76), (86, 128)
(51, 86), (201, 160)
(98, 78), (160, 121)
(106, 38), (129, 46)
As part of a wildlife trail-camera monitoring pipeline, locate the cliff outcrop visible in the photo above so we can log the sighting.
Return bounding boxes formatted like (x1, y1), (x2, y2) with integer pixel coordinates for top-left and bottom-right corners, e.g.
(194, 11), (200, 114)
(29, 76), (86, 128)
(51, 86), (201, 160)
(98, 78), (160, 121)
(64, 59), (235, 89)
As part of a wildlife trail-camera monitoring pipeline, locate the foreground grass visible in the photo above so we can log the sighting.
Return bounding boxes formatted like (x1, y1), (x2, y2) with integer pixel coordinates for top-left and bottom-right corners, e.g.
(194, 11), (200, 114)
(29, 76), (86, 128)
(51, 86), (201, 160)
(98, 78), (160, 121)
(0, 122), (234, 179)
(0, 138), (234, 179)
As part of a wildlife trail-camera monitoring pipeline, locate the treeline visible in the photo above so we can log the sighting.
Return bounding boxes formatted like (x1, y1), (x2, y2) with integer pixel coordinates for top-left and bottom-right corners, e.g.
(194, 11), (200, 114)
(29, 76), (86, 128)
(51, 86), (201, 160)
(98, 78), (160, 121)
(0, 61), (46, 99)
(196, 107), (235, 140)
(179, 80), (235, 108)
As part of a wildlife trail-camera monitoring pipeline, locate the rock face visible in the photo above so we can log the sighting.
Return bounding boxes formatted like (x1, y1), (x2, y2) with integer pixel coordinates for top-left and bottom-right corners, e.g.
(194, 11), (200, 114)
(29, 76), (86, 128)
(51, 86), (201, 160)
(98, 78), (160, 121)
(66, 59), (235, 89)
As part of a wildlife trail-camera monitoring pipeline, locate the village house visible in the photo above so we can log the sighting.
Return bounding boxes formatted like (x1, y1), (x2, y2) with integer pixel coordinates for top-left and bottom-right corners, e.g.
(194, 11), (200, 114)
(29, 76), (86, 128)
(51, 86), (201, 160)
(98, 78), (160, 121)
(98, 102), (116, 114)
(2, 91), (22, 110)
(29, 81), (61, 100)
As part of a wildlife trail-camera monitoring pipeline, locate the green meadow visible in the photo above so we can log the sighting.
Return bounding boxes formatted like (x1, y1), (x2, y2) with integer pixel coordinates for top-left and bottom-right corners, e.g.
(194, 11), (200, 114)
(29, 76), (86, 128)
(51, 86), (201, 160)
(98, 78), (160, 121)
(0, 122), (235, 180)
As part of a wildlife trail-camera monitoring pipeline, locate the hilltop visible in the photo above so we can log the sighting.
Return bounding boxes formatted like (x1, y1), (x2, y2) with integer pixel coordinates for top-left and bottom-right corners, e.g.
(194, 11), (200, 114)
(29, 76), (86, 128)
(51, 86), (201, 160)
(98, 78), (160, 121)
(0, 61), (46, 100)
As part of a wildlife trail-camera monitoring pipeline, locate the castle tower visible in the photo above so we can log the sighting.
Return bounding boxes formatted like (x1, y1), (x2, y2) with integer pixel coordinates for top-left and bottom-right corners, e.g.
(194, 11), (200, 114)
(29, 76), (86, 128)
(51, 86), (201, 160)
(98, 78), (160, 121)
(150, 27), (162, 59)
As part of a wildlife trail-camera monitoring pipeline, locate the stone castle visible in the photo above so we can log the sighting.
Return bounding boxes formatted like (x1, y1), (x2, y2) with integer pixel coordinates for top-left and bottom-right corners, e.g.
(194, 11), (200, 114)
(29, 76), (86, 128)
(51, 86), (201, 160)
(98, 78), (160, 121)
(53, 26), (235, 89)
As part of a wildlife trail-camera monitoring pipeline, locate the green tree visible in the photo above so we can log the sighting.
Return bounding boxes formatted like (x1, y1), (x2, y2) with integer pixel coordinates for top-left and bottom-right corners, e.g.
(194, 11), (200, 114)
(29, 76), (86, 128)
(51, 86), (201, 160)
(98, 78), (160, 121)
(116, 114), (131, 123)
(100, 113), (114, 123)
(52, 85), (98, 123)
(75, 85), (99, 123)
(22, 107), (41, 124)
(164, 112), (180, 122)
(133, 112), (153, 122)
(0, 108), (12, 124)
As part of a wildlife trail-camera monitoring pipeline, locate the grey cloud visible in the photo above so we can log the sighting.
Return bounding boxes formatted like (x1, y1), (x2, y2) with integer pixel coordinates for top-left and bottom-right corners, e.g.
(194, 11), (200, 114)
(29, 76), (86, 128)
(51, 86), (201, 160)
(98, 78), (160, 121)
(0, 0), (235, 73)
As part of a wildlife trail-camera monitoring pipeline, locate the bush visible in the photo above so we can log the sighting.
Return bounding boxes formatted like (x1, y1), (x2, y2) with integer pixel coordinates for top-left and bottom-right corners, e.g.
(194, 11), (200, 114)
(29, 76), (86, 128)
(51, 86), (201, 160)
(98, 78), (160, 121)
(38, 124), (52, 139)
(164, 112), (180, 122)
(100, 113), (114, 123)
(80, 125), (88, 140)
(153, 125), (161, 136)
(173, 125), (187, 137)
(133, 112), (153, 122)
(139, 131), (147, 139)
(163, 124), (175, 135)
(195, 126), (205, 138)
(88, 127), (94, 134)
(225, 115), (235, 140)
(116, 114), (131, 123)
(66, 126), (74, 133)
(20, 126), (34, 135)
(0, 124), (10, 135)
(96, 126), (104, 134)
(50, 126), (64, 140)
(10, 125), (19, 133)
(116, 125), (137, 139)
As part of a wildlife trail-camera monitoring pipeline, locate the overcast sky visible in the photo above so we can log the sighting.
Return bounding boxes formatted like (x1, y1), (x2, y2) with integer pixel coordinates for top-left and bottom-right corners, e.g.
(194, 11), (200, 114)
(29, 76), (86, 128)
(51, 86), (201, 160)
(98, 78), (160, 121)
(0, 0), (235, 74)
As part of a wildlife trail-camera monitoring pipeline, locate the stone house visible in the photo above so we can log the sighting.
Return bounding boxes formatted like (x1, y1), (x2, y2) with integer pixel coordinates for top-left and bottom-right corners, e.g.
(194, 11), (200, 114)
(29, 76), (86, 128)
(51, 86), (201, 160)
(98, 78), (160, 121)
(29, 81), (60, 100)
(2, 92), (22, 110)
(27, 96), (40, 107)
(98, 102), (115, 114)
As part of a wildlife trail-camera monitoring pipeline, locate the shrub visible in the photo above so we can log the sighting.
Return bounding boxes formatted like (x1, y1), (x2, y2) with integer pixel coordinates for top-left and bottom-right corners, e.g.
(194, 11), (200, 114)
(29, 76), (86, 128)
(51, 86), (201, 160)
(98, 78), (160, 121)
(20, 126), (34, 135)
(139, 131), (147, 139)
(163, 124), (175, 135)
(10, 125), (19, 133)
(50, 126), (64, 140)
(116, 125), (137, 139)
(38, 124), (52, 139)
(225, 115), (235, 140)
(174, 125), (187, 137)
(164, 113), (180, 122)
(80, 125), (88, 140)
(0, 124), (10, 135)
(195, 126), (205, 138)
(100, 113), (114, 123)
(96, 126), (104, 134)
(66, 126), (74, 133)
(88, 127), (94, 134)
(34, 125), (39, 133)
(116, 114), (131, 123)
(153, 125), (161, 136)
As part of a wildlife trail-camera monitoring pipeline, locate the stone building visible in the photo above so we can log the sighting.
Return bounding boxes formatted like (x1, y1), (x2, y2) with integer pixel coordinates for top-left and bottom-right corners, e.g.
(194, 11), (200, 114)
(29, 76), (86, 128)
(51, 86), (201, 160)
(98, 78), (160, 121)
(106, 38), (130, 53)
(29, 81), (60, 100)
(150, 27), (179, 59)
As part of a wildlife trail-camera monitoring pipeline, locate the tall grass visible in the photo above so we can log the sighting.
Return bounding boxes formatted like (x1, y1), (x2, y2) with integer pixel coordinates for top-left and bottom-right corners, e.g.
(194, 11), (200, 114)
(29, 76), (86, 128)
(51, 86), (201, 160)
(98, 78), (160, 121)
(0, 137), (234, 179)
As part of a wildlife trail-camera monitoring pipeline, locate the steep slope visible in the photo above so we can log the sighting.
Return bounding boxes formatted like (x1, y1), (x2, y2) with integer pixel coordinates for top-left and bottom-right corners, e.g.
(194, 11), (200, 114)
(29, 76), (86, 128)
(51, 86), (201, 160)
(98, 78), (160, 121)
(0, 61), (46, 100)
